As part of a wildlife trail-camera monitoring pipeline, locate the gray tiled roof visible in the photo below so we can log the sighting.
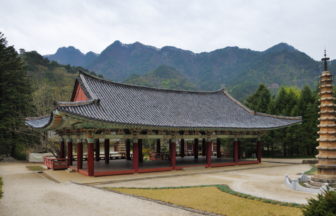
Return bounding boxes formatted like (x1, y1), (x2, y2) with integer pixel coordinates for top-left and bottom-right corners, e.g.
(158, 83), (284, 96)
(25, 115), (52, 128)
(26, 70), (302, 130)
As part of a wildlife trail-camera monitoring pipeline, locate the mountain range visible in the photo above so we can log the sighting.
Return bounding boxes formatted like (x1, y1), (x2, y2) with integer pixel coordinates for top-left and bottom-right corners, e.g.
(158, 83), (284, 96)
(44, 42), (336, 99)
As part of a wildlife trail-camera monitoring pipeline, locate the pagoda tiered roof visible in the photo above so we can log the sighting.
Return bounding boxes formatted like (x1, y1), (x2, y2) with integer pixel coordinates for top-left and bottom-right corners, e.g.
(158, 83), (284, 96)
(26, 70), (302, 131)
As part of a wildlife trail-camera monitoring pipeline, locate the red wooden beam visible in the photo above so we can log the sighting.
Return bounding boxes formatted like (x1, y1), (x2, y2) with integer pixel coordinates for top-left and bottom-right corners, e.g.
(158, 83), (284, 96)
(139, 139), (143, 162)
(206, 140), (211, 167)
(257, 138), (261, 163)
(87, 142), (94, 176)
(234, 139), (238, 165)
(104, 139), (109, 164)
(170, 140), (176, 170)
(67, 139), (73, 166)
(133, 140), (139, 173)
(77, 140), (83, 170)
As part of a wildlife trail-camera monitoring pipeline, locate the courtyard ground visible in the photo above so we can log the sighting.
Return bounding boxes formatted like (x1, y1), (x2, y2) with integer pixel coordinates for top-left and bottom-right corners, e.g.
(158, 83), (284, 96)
(0, 160), (317, 215)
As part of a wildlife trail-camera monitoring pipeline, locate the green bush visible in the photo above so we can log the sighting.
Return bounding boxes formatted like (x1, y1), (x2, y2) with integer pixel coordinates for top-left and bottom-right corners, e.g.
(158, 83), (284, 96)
(0, 176), (3, 199)
(302, 187), (336, 216)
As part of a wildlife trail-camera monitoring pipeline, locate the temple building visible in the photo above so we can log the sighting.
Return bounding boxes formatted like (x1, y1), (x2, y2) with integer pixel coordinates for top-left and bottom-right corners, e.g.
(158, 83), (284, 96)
(26, 70), (302, 177)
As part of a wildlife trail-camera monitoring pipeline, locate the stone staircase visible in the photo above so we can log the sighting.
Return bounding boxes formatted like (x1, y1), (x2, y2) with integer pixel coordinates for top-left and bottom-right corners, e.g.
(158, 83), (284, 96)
(65, 168), (76, 173)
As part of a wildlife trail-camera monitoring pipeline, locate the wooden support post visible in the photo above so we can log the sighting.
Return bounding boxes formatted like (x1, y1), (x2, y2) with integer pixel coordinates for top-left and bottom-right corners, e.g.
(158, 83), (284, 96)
(156, 139), (161, 153)
(126, 139), (131, 160)
(257, 138), (261, 163)
(181, 139), (185, 158)
(206, 140), (211, 167)
(170, 139), (176, 170)
(217, 138), (221, 158)
(234, 138), (238, 165)
(138, 139), (143, 162)
(194, 139), (198, 159)
(238, 139), (241, 160)
(104, 139), (109, 164)
(95, 139), (100, 162)
(87, 140), (94, 176)
(185, 140), (188, 155)
(133, 140), (139, 173)
(67, 139), (73, 166)
(59, 138), (65, 159)
(77, 139), (83, 170)
(202, 138), (206, 156)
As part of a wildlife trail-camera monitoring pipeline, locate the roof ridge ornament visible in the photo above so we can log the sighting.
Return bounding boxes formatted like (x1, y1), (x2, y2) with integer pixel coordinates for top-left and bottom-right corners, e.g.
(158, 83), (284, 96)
(322, 47), (330, 71)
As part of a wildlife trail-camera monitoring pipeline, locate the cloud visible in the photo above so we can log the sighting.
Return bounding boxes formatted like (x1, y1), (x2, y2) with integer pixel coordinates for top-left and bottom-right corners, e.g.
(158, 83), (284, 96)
(1, 0), (335, 60)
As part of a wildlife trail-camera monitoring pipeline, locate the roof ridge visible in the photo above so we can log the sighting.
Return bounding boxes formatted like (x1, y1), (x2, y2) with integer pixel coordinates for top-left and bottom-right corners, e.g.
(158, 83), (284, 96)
(53, 99), (100, 107)
(78, 69), (225, 94)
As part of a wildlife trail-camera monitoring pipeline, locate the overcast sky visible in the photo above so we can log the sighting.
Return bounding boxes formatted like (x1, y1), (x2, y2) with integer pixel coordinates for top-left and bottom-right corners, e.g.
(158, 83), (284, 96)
(1, 0), (335, 60)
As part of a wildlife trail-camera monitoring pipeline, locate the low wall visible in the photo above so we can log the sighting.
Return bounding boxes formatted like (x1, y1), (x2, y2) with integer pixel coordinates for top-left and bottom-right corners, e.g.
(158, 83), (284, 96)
(284, 173), (331, 194)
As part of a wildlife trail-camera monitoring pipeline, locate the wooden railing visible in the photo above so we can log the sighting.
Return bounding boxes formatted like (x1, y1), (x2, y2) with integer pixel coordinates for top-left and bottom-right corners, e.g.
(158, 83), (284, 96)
(43, 156), (68, 170)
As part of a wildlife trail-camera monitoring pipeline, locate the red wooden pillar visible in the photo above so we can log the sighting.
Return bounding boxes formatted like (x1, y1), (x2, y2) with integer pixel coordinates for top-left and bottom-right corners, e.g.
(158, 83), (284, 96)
(67, 139), (73, 166)
(257, 138), (261, 163)
(185, 141), (188, 155)
(95, 139), (100, 162)
(138, 139), (143, 162)
(77, 139), (83, 171)
(87, 139), (94, 176)
(234, 138), (238, 165)
(202, 138), (206, 156)
(194, 139), (198, 159)
(206, 140), (211, 167)
(156, 139), (161, 153)
(126, 139), (131, 160)
(133, 140), (139, 173)
(180, 139), (184, 157)
(170, 139), (176, 170)
(217, 138), (221, 158)
(104, 139), (109, 164)
(238, 139), (241, 160)
(59, 138), (65, 158)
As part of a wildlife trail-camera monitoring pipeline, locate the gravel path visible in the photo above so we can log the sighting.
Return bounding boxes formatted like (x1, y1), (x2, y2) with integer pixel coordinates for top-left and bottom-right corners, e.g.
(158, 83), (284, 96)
(0, 163), (201, 216)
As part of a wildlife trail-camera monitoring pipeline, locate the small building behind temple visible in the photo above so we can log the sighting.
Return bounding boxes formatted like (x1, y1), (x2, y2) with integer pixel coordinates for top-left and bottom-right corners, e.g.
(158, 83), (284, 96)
(26, 70), (302, 176)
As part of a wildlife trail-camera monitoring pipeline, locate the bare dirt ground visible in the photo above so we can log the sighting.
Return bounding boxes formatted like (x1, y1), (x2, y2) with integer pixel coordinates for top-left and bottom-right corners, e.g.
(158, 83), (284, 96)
(0, 162), (201, 216)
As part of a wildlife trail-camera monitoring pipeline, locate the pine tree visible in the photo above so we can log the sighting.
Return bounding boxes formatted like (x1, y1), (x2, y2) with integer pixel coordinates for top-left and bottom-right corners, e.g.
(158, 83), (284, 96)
(0, 32), (34, 157)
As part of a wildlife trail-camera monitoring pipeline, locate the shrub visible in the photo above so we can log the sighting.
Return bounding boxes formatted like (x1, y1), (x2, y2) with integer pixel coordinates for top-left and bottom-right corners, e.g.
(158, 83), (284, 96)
(0, 176), (3, 199)
(302, 187), (336, 216)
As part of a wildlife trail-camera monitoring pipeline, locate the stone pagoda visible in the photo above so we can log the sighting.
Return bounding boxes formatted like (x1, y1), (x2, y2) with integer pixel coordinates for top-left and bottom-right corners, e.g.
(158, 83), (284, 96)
(310, 51), (336, 187)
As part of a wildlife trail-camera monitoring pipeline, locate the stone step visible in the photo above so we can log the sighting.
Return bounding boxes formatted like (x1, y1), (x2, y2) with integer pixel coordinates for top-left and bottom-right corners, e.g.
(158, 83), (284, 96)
(308, 179), (325, 187)
(66, 168), (76, 173)
(304, 182), (320, 189)
(311, 176), (336, 184)
(182, 166), (206, 171)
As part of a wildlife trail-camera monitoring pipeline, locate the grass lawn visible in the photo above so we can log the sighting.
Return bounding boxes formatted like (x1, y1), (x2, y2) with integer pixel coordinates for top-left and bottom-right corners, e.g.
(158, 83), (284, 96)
(110, 186), (303, 216)
(26, 166), (45, 171)
(304, 165), (317, 175)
